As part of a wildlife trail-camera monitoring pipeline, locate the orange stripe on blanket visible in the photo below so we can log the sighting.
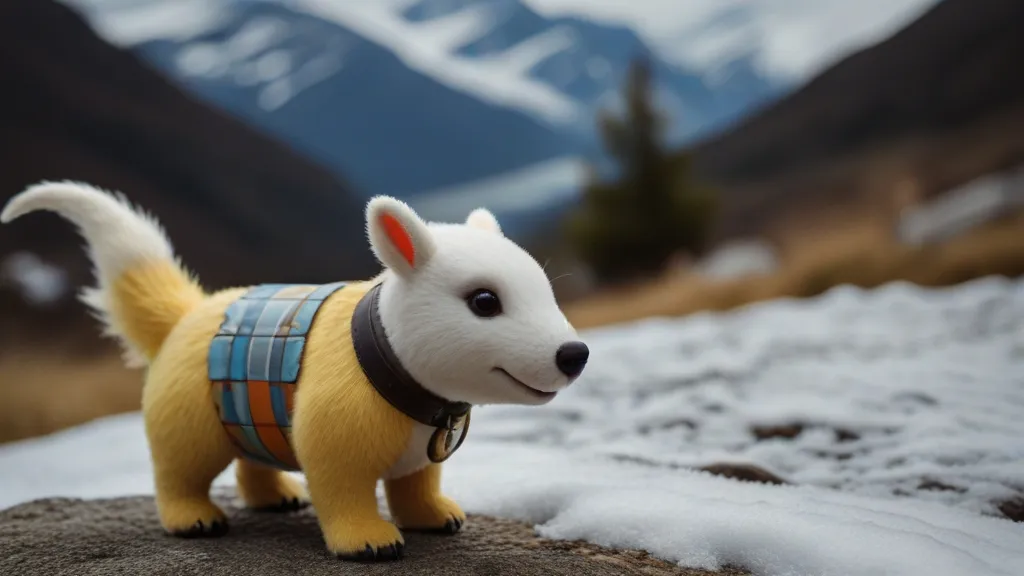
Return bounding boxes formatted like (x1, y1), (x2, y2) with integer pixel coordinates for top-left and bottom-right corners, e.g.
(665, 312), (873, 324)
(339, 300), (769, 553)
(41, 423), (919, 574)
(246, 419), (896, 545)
(246, 381), (277, 426)
(256, 425), (299, 469)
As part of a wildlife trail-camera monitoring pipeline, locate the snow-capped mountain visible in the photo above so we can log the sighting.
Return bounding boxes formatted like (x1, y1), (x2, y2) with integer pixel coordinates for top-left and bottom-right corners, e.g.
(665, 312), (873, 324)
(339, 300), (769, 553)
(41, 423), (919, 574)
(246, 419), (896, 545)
(54, 0), (781, 198)
(402, 0), (779, 143)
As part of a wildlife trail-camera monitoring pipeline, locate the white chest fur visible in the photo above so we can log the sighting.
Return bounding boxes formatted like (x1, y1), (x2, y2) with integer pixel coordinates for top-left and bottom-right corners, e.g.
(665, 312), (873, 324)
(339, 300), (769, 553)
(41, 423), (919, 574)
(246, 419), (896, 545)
(381, 422), (436, 480)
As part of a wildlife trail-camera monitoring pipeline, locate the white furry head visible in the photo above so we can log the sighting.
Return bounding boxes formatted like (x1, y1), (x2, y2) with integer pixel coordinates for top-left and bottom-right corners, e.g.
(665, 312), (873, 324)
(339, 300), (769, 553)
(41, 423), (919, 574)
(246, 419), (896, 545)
(365, 196), (588, 406)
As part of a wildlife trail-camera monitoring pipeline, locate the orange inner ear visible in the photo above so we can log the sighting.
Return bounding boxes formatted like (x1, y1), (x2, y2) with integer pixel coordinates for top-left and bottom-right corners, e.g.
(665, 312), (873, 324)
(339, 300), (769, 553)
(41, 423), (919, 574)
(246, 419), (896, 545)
(380, 213), (416, 267)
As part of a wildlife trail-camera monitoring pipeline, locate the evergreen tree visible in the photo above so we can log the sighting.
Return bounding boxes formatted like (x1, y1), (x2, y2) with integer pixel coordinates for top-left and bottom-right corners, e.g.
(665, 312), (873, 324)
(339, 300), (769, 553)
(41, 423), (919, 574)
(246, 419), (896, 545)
(566, 56), (718, 283)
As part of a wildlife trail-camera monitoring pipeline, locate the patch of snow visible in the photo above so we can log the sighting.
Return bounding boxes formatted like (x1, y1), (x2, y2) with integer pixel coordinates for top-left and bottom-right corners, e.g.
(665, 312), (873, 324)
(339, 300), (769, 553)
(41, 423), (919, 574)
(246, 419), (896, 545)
(225, 17), (289, 61)
(176, 42), (230, 78)
(3, 277), (1024, 576)
(167, 11), (349, 112)
(258, 77), (294, 111)
(898, 167), (1024, 246)
(56, 0), (230, 47)
(408, 156), (586, 221)
(695, 240), (780, 280)
(258, 40), (347, 111)
(0, 252), (71, 307)
(171, 15), (290, 77)
(488, 25), (579, 77)
(255, 50), (292, 82)
(399, 0), (497, 53)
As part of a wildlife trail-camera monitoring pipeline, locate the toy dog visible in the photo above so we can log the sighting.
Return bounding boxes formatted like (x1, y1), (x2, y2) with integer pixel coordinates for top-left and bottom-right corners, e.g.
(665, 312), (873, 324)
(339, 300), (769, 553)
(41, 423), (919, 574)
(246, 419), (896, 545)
(1, 182), (590, 561)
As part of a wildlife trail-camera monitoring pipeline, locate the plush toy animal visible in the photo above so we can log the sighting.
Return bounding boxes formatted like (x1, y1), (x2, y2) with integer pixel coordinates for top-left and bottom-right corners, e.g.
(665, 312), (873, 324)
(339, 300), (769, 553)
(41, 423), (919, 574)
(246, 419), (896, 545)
(1, 182), (590, 561)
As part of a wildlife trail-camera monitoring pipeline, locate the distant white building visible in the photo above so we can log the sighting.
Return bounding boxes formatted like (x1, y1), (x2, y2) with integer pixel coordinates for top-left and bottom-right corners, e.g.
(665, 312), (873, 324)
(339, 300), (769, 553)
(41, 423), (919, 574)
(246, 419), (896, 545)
(896, 165), (1024, 245)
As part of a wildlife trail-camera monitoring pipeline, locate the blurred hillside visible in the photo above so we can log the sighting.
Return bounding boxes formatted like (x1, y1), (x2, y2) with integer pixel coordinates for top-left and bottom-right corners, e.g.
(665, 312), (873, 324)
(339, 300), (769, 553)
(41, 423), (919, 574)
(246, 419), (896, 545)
(688, 0), (1024, 243)
(0, 0), (381, 343)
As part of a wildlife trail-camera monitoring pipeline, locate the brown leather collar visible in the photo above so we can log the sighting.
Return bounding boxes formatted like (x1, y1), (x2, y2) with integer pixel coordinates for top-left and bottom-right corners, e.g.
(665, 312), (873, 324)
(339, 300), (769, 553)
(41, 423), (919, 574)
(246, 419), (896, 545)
(351, 282), (471, 428)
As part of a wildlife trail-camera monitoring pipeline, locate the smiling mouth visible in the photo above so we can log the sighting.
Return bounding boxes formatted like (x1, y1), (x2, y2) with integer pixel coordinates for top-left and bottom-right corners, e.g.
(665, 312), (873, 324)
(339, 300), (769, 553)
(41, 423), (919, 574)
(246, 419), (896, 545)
(493, 368), (557, 400)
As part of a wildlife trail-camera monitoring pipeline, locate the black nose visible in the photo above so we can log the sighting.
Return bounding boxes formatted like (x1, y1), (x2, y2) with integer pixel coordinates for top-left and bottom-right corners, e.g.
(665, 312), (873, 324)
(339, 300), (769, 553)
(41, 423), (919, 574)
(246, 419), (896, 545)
(555, 341), (589, 378)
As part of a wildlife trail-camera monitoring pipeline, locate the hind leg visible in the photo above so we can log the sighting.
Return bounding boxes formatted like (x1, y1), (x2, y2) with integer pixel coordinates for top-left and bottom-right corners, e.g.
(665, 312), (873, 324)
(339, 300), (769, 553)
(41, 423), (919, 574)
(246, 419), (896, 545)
(148, 429), (234, 537)
(235, 458), (310, 512)
(142, 331), (237, 537)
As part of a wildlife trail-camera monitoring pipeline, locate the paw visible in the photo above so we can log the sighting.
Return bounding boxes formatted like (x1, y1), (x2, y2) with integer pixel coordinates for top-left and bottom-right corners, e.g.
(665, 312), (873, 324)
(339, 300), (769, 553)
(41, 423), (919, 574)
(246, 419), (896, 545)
(392, 496), (467, 535)
(326, 519), (405, 562)
(240, 473), (311, 512)
(160, 500), (229, 539)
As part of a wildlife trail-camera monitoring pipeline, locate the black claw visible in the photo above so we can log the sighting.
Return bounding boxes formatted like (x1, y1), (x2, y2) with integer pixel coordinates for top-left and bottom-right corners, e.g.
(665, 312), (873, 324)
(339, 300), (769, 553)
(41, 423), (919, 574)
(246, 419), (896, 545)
(281, 496), (309, 511)
(254, 497), (310, 513)
(172, 518), (229, 539)
(408, 516), (464, 535)
(379, 544), (402, 560)
(208, 519), (229, 537)
(336, 542), (405, 562)
(440, 516), (464, 534)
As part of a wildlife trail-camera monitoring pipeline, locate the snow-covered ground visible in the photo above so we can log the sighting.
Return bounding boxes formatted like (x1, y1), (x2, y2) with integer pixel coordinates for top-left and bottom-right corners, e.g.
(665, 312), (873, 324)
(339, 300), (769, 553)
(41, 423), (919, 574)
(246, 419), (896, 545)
(2, 277), (1023, 576)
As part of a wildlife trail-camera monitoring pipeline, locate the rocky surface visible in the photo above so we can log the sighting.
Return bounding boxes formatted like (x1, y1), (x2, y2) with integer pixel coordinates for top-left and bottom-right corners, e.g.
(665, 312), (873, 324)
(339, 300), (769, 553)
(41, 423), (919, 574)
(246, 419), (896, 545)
(0, 490), (747, 576)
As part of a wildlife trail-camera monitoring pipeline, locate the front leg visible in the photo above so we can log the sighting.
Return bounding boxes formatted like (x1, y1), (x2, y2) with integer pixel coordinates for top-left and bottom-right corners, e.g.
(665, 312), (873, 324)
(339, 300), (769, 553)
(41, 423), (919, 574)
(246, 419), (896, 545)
(385, 464), (466, 534)
(303, 460), (404, 561)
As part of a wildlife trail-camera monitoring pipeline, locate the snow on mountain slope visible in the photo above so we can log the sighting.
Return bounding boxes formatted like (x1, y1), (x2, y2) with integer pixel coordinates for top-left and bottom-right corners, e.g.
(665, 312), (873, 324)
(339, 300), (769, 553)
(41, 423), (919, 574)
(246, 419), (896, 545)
(293, 0), (581, 125)
(56, 0), (229, 46)
(53, 0), (777, 199)
(55, 0), (592, 126)
(129, 1), (589, 196)
(169, 11), (344, 112)
(402, 0), (780, 143)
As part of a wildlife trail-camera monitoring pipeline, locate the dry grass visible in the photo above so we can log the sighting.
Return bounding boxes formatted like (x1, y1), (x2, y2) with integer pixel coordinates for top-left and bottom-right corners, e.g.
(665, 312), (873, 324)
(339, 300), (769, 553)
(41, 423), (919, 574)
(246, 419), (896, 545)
(564, 211), (1024, 329)
(0, 347), (142, 444)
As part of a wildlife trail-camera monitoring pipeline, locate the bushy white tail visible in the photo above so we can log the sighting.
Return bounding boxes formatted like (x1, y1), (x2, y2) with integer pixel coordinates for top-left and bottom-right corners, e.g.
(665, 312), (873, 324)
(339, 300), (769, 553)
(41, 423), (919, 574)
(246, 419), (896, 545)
(1, 181), (203, 366)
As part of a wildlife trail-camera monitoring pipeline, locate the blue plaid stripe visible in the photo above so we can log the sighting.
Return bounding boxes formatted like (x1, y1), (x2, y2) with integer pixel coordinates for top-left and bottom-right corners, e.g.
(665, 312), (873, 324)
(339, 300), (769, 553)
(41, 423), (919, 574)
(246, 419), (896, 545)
(270, 385), (291, 427)
(208, 282), (348, 469)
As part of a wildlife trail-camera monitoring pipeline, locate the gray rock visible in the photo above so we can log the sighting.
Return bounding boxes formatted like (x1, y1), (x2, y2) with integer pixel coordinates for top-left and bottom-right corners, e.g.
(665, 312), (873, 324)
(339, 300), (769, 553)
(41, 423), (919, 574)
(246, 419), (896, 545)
(0, 489), (746, 576)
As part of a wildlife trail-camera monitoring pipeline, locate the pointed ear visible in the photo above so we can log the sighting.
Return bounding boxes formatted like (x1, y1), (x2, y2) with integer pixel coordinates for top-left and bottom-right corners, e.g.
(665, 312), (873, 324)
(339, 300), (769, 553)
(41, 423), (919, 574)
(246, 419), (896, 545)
(466, 208), (502, 236)
(366, 196), (436, 276)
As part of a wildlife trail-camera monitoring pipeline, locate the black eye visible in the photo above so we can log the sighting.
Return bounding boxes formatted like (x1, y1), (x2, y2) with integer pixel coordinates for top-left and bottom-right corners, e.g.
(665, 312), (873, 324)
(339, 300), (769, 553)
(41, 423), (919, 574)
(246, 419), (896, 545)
(467, 289), (502, 318)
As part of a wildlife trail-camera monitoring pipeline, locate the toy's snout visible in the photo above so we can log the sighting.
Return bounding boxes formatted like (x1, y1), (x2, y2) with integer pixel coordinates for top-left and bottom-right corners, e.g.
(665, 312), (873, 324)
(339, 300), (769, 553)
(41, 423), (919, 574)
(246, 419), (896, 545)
(555, 341), (589, 380)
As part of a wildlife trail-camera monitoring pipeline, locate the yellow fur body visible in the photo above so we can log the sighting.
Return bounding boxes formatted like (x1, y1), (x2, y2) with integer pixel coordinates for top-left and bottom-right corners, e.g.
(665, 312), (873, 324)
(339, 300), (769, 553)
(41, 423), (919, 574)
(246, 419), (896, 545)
(121, 261), (464, 555)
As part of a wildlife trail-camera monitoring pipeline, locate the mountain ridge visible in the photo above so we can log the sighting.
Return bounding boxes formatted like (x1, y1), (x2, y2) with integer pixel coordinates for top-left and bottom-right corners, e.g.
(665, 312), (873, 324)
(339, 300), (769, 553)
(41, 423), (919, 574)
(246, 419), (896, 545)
(56, 0), (780, 197)
(686, 0), (1024, 240)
